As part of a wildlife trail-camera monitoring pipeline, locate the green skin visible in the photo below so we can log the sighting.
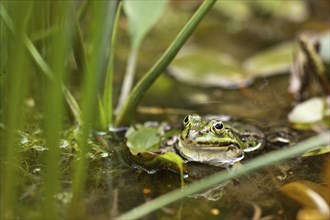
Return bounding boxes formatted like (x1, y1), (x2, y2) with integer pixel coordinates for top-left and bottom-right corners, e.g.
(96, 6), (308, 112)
(176, 114), (264, 167)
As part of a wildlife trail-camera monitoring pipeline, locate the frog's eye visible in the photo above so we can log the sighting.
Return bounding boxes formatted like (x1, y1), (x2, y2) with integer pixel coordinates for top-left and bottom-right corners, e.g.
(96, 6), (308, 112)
(183, 115), (190, 125)
(212, 121), (224, 133)
(213, 122), (224, 130)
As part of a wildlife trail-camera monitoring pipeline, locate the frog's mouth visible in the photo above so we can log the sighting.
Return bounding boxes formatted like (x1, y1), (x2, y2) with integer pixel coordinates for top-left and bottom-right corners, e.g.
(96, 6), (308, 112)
(180, 136), (241, 149)
(196, 141), (239, 148)
(183, 129), (242, 148)
(177, 138), (244, 165)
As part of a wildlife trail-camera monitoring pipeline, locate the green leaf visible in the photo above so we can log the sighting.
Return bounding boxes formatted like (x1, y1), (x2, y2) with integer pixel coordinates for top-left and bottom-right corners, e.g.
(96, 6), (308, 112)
(157, 152), (184, 172)
(302, 145), (330, 157)
(125, 124), (185, 175)
(97, 95), (107, 130)
(128, 151), (185, 175)
(126, 125), (161, 155)
(243, 42), (294, 77)
(123, 0), (168, 49)
(151, 152), (185, 184)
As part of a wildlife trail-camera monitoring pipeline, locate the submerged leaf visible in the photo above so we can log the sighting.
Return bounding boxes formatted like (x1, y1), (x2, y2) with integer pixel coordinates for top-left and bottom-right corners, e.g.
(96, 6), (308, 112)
(168, 49), (250, 89)
(126, 125), (161, 155)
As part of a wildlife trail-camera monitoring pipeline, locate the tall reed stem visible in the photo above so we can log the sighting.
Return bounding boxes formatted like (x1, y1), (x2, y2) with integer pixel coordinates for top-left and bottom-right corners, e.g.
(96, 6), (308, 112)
(115, 0), (217, 126)
(0, 2), (33, 218)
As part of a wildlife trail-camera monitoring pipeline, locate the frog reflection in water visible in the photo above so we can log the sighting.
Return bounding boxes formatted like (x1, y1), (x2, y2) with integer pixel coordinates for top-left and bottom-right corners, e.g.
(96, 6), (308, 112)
(175, 114), (265, 167)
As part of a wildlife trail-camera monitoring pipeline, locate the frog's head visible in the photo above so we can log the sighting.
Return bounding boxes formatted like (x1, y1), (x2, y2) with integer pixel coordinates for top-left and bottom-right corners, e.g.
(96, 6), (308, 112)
(178, 114), (244, 165)
(181, 114), (242, 147)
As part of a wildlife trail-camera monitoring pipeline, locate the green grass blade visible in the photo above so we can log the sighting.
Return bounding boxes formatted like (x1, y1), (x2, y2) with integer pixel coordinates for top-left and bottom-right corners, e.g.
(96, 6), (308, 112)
(30, 24), (59, 42)
(73, 16), (89, 77)
(77, 0), (89, 20)
(117, 133), (329, 220)
(115, 0), (217, 126)
(0, 1), (34, 218)
(98, 94), (107, 130)
(0, 4), (82, 124)
(102, 1), (122, 127)
(69, 1), (117, 217)
(73, 1), (118, 130)
(64, 88), (82, 124)
(115, 46), (138, 114)
(42, 2), (73, 219)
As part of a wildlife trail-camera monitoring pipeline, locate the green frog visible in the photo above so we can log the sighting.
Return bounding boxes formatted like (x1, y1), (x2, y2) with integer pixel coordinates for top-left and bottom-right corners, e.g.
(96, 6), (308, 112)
(175, 114), (264, 167)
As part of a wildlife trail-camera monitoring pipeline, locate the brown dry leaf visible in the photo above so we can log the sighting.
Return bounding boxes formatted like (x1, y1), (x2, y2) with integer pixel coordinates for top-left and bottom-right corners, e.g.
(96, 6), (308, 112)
(280, 180), (330, 219)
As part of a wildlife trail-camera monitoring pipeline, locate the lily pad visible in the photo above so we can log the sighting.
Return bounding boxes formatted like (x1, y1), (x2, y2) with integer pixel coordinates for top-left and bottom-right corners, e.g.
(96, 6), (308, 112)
(288, 96), (330, 129)
(126, 125), (161, 155)
(168, 49), (251, 89)
(125, 124), (185, 174)
(243, 42), (294, 77)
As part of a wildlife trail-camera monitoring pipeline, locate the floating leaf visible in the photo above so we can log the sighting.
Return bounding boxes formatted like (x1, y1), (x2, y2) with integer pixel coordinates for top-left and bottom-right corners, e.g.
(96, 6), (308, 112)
(302, 146), (330, 157)
(125, 123), (185, 174)
(168, 49), (250, 89)
(148, 152), (185, 175)
(126, 125), (161, 155)
(123, 0), (168, 49)
(126, 148), (186, 174)
(288, 96), (330, 129)
(157, 152), (184, 173)
(243, 42), (294, 77)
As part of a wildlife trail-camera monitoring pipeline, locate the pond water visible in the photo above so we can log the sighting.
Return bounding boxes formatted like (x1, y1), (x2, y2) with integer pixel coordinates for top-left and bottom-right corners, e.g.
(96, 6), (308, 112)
(17, 72), (327, 219)
(65, 76), (327, 219)
(12, 2), (329, 219)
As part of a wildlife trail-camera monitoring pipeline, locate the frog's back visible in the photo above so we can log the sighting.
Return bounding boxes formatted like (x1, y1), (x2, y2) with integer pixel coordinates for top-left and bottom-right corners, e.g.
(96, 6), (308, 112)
(230, 122), (265, 152)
